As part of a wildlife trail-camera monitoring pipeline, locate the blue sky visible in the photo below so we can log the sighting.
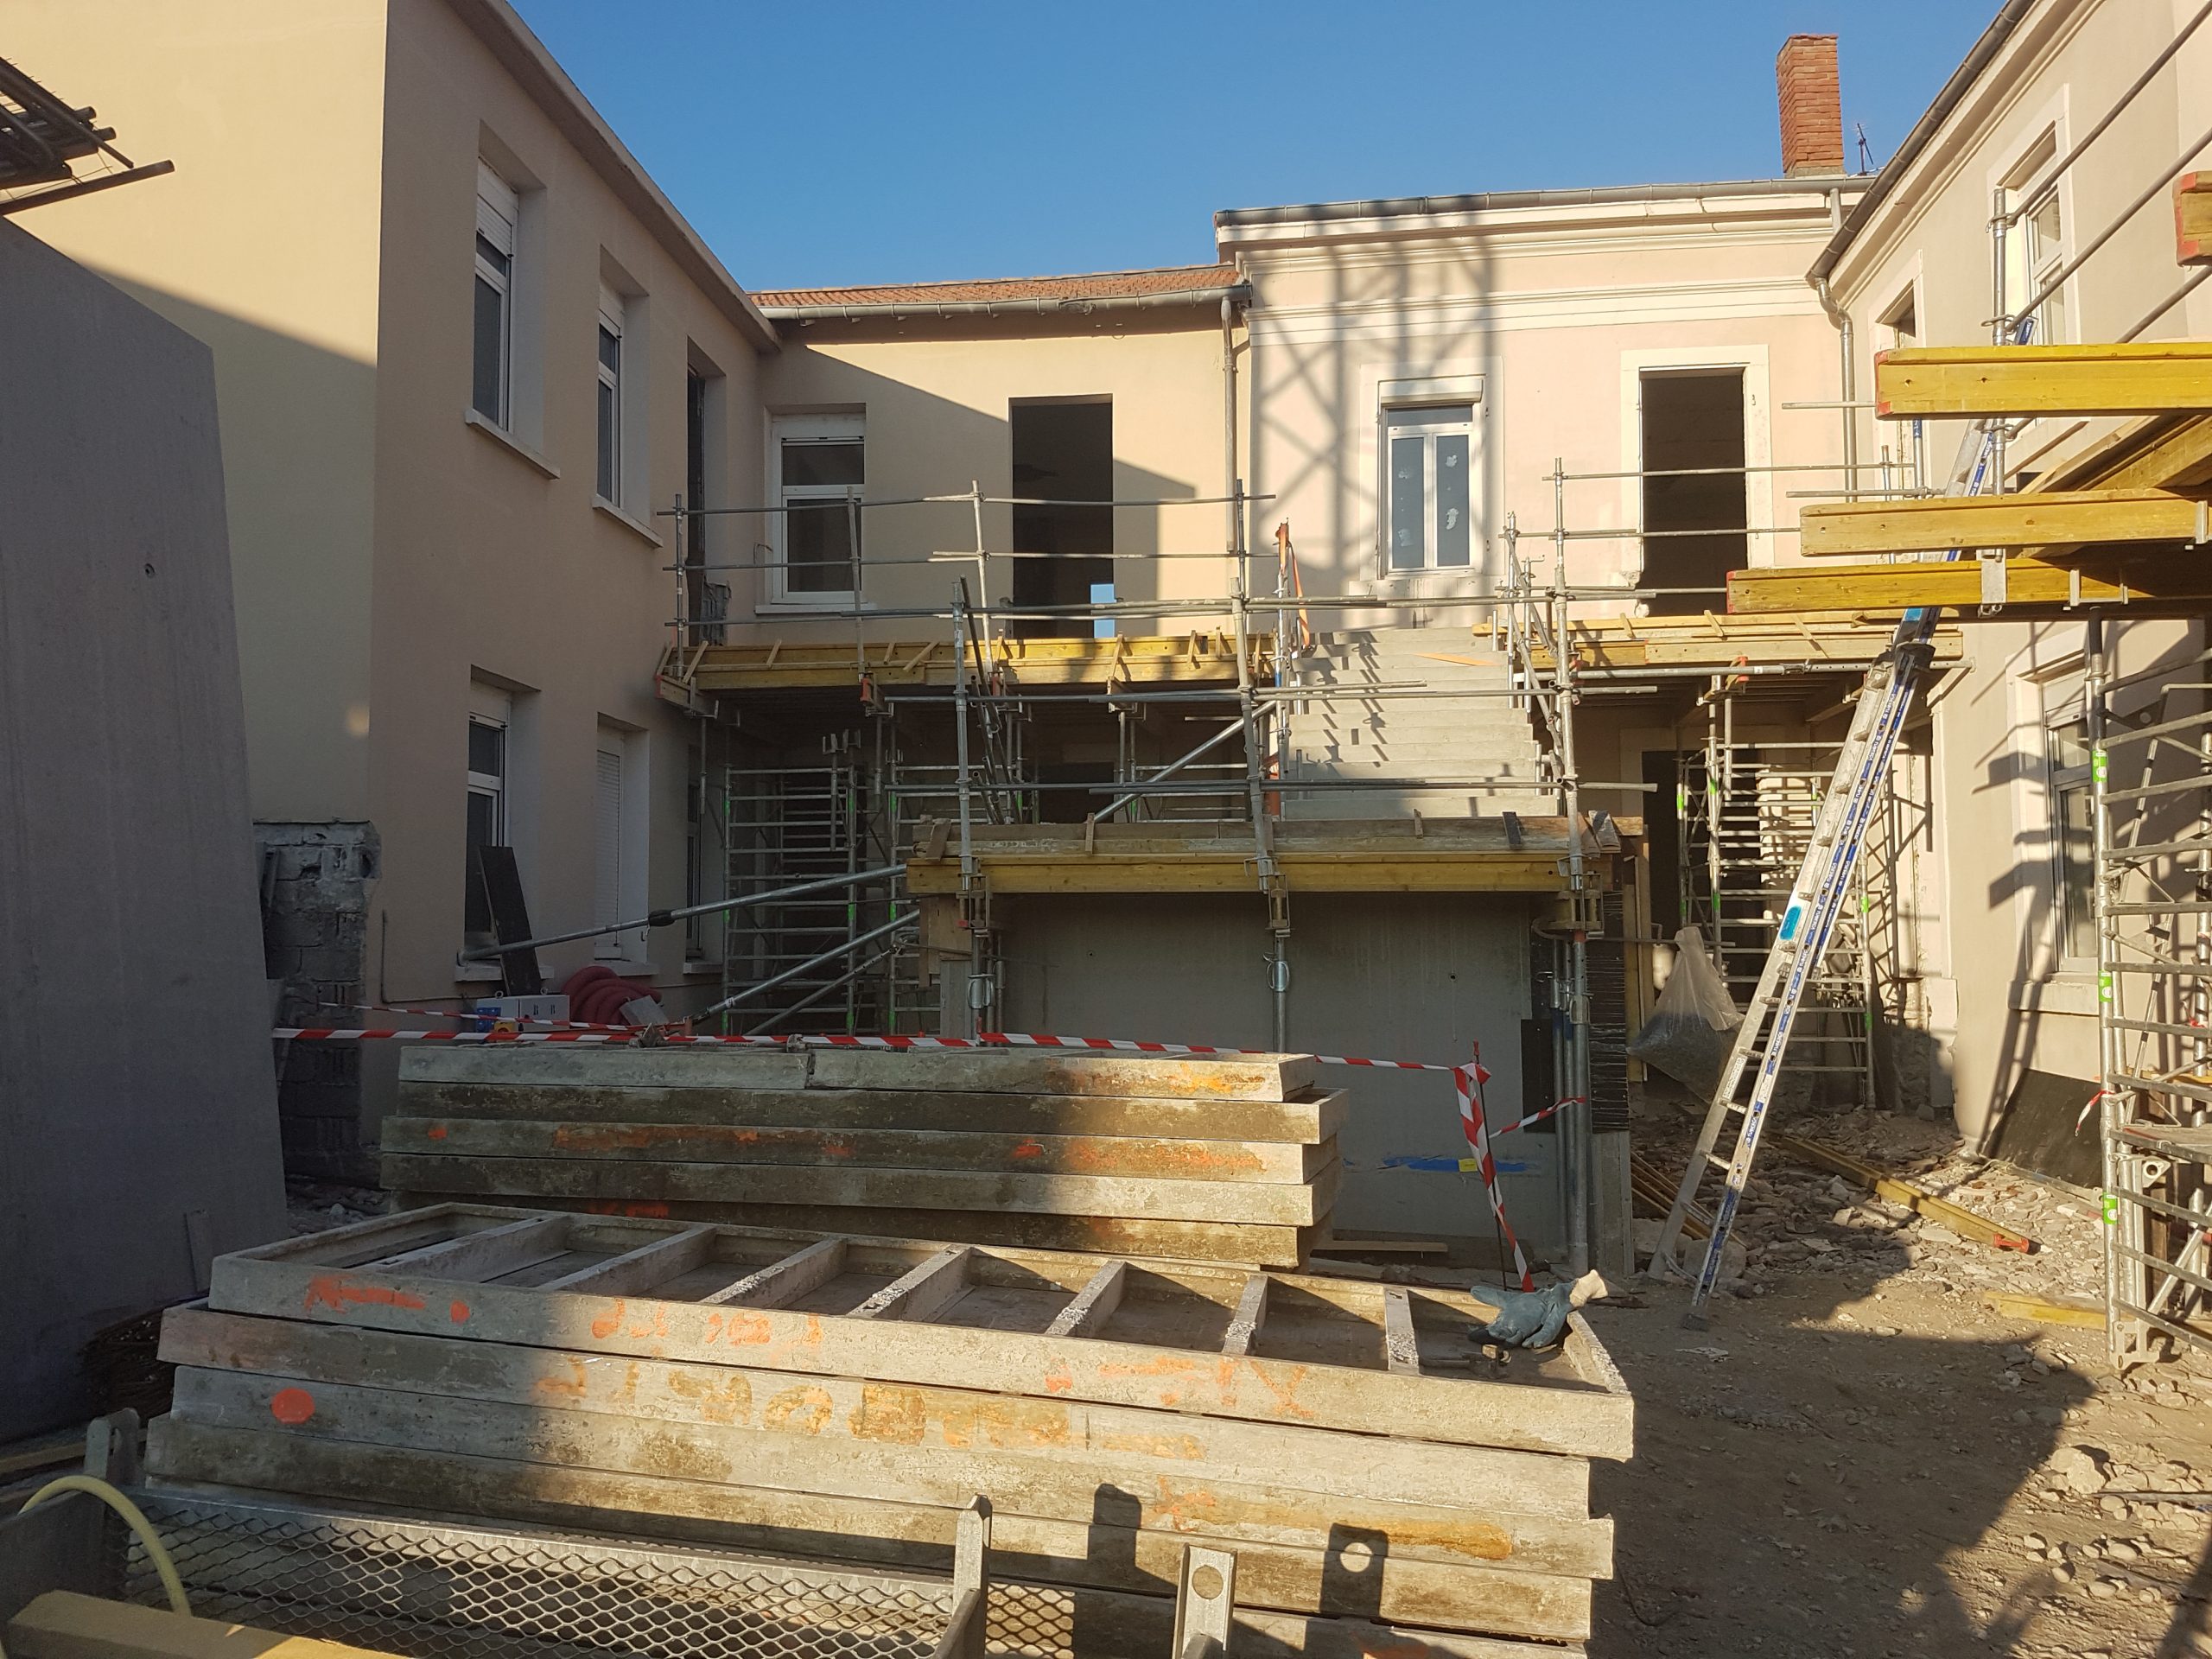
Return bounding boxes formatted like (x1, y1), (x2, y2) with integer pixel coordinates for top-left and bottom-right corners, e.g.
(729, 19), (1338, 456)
(508, 2), (1998, 290)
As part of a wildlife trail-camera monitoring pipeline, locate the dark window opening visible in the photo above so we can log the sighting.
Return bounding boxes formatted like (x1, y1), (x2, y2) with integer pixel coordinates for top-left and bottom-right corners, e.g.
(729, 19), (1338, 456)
(1638, 370), (1746, 617)
(1009, 400), (1112, 641)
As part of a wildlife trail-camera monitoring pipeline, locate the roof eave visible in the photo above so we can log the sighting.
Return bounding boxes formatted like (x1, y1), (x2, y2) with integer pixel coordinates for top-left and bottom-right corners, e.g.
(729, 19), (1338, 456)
(760, 282), (1252, 325)
(443, 0), (780, 353)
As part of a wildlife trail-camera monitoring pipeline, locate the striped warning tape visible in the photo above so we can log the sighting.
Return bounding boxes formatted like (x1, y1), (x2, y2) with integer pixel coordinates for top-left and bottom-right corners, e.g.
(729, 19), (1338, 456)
(1457, 1052), (1534, 1291)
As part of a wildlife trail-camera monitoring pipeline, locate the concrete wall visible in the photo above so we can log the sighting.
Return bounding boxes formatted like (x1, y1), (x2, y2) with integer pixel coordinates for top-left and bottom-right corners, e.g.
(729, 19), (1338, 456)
(1822, 0), (2212, 1146)
(753, 314), (1234, 637)
(0, 222), (286, 1436)
(986, 892), (1560, 1256)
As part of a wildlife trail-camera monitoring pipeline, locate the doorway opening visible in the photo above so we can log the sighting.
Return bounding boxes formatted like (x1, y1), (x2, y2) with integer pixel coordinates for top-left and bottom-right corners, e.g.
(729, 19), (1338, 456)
(1010, 399), (1112, 640)
(1638, 369), (1746, 617)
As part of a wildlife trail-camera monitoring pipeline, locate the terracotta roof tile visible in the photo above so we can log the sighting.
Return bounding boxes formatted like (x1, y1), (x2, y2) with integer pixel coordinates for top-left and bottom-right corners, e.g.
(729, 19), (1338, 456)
(752, 264), (1242, 313)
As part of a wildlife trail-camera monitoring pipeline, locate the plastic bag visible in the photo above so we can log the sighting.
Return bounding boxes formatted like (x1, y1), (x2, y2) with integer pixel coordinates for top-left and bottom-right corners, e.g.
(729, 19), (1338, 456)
(1627, 926), (1742, 1098)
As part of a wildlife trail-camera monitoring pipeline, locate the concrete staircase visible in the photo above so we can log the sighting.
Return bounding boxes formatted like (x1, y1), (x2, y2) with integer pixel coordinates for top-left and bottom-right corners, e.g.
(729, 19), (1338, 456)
(1279, 628), (1557, 820)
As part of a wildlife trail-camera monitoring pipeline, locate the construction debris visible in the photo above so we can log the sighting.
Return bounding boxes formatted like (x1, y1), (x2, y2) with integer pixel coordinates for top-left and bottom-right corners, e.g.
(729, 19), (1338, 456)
(1770, 1132), (2037, 1253)
(382, 1046), (1341, 1267)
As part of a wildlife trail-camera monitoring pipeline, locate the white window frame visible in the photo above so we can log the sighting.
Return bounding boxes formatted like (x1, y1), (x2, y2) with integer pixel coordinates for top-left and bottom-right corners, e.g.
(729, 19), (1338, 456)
(473, 162), (518, 429)
(767, 413), (865, 605)
(464, 698), (510, 952)
(2044, 696), (2098, 970)
(1997, 121), (2071, 346)
(595, 284), (625, 507)
(1377, 385), (1482, 575)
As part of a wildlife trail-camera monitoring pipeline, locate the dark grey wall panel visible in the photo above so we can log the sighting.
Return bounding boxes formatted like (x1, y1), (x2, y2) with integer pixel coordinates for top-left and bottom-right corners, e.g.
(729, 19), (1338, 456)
(0, 220), (286, 1435)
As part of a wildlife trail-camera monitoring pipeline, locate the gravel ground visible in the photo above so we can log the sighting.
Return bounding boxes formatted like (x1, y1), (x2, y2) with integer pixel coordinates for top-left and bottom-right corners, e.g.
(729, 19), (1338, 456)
(1591, 1094), (2212, 1658)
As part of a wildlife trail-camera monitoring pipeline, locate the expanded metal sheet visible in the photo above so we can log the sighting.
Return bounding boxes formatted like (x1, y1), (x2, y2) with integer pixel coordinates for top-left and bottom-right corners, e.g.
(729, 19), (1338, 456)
(121, 1492), (1000, 1659)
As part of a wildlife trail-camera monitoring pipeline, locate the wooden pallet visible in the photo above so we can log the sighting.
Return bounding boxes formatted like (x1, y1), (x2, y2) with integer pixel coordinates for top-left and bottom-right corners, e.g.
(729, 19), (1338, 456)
(385, 1046), (1341, 1268)
(149, 1205), (1630, 1649)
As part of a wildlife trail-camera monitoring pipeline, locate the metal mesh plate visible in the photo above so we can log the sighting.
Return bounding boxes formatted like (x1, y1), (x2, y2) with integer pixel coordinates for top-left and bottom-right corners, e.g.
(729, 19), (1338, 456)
(122, 1492), (977, 1659)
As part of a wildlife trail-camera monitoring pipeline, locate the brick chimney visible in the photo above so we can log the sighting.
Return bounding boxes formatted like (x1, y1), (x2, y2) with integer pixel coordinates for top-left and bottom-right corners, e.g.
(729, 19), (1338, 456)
(1777, 35), (1845, 177)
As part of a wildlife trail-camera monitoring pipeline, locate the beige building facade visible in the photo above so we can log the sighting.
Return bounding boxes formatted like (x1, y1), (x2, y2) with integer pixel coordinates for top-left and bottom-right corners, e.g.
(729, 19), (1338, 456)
(12, 0), (777, 1171)
(1816, 0), (2212, 1157)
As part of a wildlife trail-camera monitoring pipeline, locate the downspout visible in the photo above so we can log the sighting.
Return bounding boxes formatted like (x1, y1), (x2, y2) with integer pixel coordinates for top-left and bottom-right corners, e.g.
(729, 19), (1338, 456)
(1815, 188), (1859, 503)
(1222, 293), (1241, 555)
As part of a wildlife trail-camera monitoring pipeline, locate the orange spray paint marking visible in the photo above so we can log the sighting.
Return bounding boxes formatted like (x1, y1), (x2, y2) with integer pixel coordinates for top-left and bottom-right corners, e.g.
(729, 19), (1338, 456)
(303, 1275), (427, 1314)
(590, 1300), (628, 1339)
(1041, 1363), (1074, 1396)
(426, 1124), (448, 1141)
(269, 1388), (315, 1425)
(1010, 1139), (1045, 1161)
(448, 1300), (471, 1323)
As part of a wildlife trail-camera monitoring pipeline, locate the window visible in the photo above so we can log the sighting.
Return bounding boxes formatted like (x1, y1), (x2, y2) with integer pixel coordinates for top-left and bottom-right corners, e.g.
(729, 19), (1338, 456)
(1877, 283), (1917, 353)
(594, 744), (626, 957)
(464, 708), (508, 946)
(1381, 401), (1477, 572)
(686, 361), (728, 641)
(595, 286), (625, 504)
(772, 415), (864, 598)
(2004, 131), (2068, 344)
(472, 163), (518, 427)
(2048, 714), (2096, 963)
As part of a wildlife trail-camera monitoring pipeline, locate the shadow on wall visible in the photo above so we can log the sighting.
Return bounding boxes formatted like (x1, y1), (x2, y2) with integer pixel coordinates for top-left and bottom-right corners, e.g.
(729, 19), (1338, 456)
(1245, 227), (1499, 614)
(760, 315), (1216, 626)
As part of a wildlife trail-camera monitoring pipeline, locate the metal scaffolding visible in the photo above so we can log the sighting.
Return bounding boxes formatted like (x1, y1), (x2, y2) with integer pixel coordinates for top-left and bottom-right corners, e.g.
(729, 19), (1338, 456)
(2093, 631), (2212, 1363)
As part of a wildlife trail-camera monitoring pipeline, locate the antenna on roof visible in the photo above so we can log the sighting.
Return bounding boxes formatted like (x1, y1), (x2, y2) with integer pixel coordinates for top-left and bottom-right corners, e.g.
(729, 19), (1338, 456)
(1853, 122), (1875, 175)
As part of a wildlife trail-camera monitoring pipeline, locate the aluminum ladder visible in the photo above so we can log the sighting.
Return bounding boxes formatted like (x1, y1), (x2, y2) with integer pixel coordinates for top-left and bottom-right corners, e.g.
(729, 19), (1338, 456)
(1650, 416), (2004, 1328)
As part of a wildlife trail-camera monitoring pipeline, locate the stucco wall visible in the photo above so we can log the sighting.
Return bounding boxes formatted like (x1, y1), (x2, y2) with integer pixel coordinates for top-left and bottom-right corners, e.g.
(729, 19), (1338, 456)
(1821, 0), (2212, 1146)
(367, 0), (767, 1027)
(0, 223), (286, 1435)
(753, 315), (1234, 638)
(7, 0), (391, 825)
(1230, 195), (1853, 615)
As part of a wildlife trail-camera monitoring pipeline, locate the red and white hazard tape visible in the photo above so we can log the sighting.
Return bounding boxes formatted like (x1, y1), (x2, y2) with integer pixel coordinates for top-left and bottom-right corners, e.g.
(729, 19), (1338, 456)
(1457, 1050), (1535, 1291)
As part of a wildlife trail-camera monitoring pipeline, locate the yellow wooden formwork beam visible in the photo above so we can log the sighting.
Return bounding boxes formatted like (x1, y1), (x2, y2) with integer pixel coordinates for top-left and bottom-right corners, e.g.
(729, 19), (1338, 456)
(1727, 556), (2212, 617)
(1873, 343), (2212, 419)
(1800, 489), (2207, 558)
(2177, 172), (2212, 266)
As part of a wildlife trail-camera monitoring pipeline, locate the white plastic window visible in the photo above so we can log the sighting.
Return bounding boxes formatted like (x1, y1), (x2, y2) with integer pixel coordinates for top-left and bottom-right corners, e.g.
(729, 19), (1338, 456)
(1381, 403), (1477, 572)
(596, 285), (625, 504)
(472, 163), (518, 427)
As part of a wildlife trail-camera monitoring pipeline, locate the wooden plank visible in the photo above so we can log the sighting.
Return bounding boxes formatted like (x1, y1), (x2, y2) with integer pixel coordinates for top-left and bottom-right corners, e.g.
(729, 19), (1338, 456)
(1382, 1287), (1422, 1376)
(1726, 556), (2212, 618)
(157, 1306), (1592, 1516)
(535, 1224), (717, 1295)
(382, 1117), (1325, 1183)
(4, 1592), (399, 1659)
(402, 1194), (1317, 1269)
(1770, 1134), (2035, 1251)
(850, 1246), (971, 1321)
(378, 1152), (1331, 1226)
(398, 1083), (1347, 1146)
(2180, 171), (2212, 264)
(806, 1047), (1317, 1102)
(699, 1237), (849, 1307)
(369, 1214), (573, 1281)
(203, 1255), (1632, 1458)
(1800, 490), (2207, 558)
(166, 1368), (1611, 1579)
(399, 1046), (810, 1089)
(1044, 1260), (1127, 1338)
(1873, 342), (2212, 418)
(145, 1420), (1593, 1639)
(1221, 1273), (1269, 1358)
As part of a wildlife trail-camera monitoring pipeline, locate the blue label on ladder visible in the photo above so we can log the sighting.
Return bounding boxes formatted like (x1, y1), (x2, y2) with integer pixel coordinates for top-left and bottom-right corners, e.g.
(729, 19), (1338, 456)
(1779, 899), (1805, 943)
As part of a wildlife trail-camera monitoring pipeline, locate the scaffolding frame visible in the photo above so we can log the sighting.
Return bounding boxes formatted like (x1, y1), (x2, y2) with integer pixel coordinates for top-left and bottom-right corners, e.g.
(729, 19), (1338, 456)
(2093, 632), (2212, 1364)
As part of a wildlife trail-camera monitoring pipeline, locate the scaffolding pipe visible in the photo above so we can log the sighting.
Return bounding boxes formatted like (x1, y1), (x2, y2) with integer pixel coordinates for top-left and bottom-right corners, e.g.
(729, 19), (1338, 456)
(458, 864), (904, 960)
(701, 910), (918, 1019)
(1093, 717), (1250, 822)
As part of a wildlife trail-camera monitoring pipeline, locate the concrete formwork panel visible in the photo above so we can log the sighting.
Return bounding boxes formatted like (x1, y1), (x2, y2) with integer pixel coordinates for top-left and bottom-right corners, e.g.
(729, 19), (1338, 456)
(991, 890), (1557, 1256)
(0, 221), (286, 1435)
